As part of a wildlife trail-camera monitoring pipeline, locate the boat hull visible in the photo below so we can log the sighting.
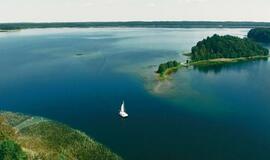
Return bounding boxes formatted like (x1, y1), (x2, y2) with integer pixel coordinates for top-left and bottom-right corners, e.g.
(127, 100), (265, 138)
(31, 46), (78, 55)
(119, 111), (128, 118)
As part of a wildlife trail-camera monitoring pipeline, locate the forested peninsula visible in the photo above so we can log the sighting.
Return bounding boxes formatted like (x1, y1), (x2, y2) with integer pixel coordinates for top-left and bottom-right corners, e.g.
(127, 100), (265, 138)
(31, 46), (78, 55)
(156, 34), (269, 78)
(190, 34), (269, 61)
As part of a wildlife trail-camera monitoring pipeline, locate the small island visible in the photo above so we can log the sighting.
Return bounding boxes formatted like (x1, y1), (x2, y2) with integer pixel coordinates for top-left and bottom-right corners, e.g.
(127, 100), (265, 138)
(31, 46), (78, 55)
(248, 28), (270, 43)
(156, 61), (180, 79)
(156, 34), (269, 78)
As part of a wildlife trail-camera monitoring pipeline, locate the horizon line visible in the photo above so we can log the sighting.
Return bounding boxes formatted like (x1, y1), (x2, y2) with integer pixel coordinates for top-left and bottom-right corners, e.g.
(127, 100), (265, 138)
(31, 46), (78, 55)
(1, 20), (270, 24)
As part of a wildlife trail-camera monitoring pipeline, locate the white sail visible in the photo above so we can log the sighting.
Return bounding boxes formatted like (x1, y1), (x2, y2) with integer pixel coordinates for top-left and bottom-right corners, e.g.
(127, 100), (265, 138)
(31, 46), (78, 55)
(120, 101), (125, 112)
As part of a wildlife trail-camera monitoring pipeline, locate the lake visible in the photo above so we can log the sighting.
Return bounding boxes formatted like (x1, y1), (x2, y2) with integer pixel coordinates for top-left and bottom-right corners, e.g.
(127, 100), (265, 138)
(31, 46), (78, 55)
(0, 28), (270, 160)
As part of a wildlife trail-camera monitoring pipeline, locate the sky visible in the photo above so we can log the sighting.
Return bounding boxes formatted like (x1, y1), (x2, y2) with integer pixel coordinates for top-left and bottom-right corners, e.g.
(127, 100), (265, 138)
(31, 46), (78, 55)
(0, 0), (270, 22)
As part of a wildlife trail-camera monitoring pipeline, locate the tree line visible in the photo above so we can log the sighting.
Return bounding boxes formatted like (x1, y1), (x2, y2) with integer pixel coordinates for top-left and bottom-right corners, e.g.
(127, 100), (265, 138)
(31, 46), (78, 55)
(190, 34), (269, 61)
(248, 28), (270, 43)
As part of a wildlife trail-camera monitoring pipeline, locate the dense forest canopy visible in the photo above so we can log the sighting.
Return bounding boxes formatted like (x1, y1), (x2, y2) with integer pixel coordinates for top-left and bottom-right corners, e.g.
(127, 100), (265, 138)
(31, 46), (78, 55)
(0, 140), (28, 160)
(190, 34), (269, 61)
(248, 28), (270, 43)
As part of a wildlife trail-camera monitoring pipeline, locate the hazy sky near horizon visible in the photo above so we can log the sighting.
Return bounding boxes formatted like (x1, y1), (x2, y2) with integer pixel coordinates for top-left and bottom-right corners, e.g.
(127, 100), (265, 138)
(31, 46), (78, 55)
(0, 0), (269, 22)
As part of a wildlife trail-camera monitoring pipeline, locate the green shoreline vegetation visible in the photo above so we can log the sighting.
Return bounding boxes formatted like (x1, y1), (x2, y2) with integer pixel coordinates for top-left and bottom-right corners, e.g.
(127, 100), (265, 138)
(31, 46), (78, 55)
(156, 34), (269, 78)
(156, 61), (181, 79)
(0, 30), (20, 33)
(190, 55), (269, 66)
(0, 111), (122, 160)
(0, 30), (13, 32)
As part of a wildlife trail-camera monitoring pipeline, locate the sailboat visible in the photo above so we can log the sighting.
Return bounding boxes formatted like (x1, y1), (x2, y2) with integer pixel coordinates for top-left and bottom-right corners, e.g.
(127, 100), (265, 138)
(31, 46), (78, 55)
(119, 101), (128, 118)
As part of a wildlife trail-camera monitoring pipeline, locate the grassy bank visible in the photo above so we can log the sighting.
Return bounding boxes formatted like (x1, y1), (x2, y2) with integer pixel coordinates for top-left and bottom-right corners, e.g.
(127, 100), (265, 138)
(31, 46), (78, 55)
(190, 55), (270, 66)
(158, 65), (181, 80)
(157, 55), (269, 80)
(0, 111), (122, 160)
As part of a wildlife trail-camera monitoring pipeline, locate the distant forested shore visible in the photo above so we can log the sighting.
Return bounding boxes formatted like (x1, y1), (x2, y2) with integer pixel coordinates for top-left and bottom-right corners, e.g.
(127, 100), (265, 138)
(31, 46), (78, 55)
(1, 21), (270, 30)
(248, 28), (270, 43)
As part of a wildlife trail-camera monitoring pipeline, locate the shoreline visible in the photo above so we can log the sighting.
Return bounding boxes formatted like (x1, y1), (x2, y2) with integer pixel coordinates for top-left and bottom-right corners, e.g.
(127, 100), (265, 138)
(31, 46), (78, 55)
(157, 55), (269, 79)
(0, 29), (20, 33)
(190, 55), (269, 66)
(157, 64), (182, 80)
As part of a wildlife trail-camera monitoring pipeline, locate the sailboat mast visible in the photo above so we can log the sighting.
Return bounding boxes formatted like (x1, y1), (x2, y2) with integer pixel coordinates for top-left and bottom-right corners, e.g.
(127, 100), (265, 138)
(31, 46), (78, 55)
(122, 101), (125, 112)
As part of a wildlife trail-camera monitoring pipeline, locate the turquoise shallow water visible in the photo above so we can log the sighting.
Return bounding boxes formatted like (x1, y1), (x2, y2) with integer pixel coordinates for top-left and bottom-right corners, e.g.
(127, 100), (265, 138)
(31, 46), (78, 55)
(0, 28), (270, 160)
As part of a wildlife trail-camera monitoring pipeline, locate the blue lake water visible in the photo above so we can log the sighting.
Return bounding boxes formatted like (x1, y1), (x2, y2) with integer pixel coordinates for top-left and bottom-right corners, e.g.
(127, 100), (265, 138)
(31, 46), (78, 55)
(0, 28), (270, 160)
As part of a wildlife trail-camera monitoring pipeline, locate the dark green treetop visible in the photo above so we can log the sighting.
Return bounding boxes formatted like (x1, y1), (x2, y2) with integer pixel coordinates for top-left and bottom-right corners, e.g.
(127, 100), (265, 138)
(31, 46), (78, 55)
(190, 34), (269, 61)
(248, 28), (270, 43)
(0, 140), (28, 160)
(157, 61), (179, 74)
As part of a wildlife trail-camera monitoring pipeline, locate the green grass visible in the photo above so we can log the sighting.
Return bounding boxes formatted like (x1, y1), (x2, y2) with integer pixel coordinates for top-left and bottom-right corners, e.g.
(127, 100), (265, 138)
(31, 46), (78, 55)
(157, 65), (181, 80)
(0, 140), (28, 160)
(190, 55), (270, 66)
(156, 55), (269, 80)
(0, 111), (122, 160)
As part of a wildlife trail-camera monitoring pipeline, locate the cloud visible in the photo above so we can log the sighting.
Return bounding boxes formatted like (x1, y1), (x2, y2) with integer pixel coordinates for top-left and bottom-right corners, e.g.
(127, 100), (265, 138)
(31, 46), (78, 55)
(84, 2), (94, 7)
(178, 0), (209, 3)
(147, 2), (157, 8)
(0, 0), (269, 22)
